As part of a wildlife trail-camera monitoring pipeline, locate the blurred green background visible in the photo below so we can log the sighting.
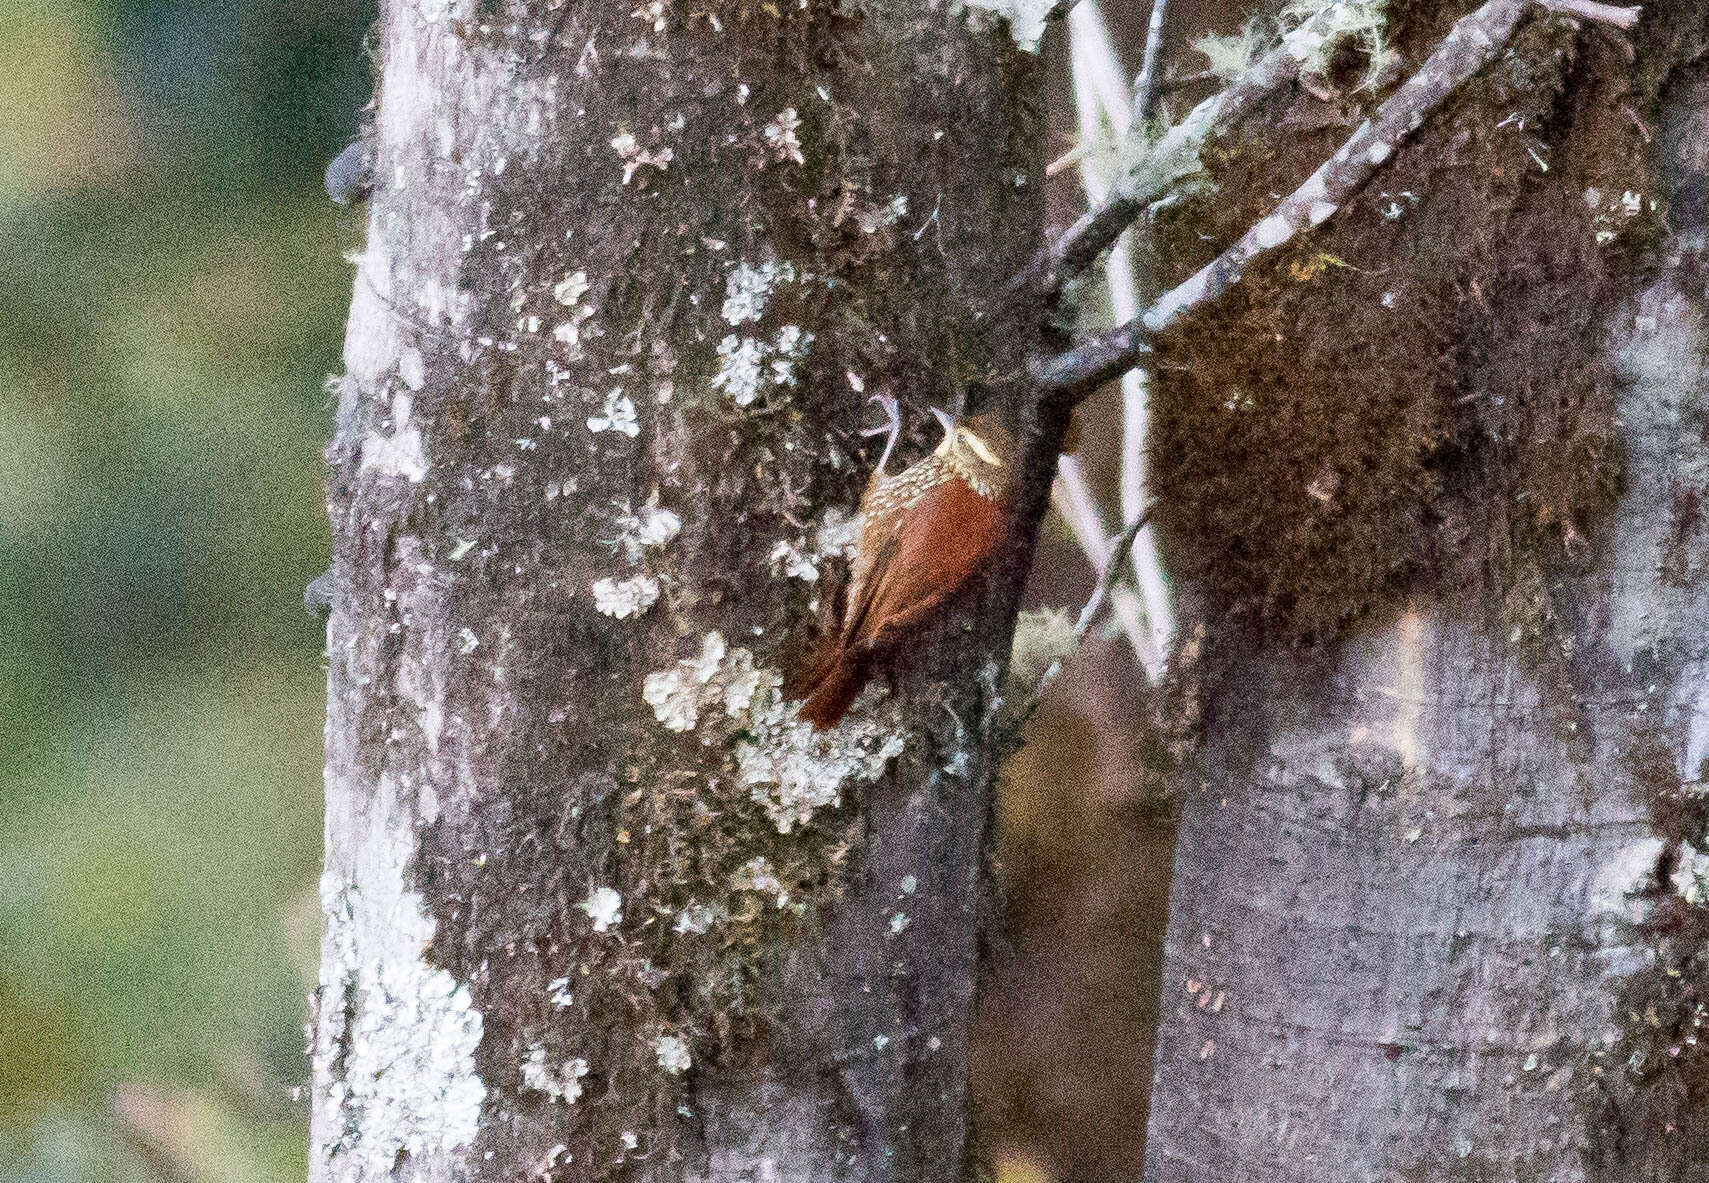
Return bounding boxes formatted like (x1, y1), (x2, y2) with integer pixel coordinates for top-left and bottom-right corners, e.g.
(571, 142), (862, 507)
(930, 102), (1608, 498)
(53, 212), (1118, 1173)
(0, 1), (373, 1177)
(0, 4), (1182, 1179)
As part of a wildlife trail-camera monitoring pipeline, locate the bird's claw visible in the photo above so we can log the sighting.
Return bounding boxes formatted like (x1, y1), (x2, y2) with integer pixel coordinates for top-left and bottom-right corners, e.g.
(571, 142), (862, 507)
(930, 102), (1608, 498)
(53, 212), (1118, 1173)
(860, 394), (903, 475)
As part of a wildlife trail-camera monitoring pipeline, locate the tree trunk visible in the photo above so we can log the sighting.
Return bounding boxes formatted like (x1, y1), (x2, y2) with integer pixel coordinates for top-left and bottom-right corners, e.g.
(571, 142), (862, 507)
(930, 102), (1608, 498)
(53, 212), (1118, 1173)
(1143, 17), (1709, 1183)
(308, 4), (1044, 1181)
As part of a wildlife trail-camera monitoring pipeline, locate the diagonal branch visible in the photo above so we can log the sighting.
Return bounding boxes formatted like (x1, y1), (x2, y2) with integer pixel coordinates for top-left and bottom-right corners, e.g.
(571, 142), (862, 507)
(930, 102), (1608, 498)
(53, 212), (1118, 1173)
(1014, 501), (1154, 726)
(1052, 457), (1158, 672)
(1065, 0), (1175, 678)
(1034, 0), (1633, 403)
(1534, 0), (1641, 26)
(1013, 1), (1355, 302)
(1017, 0), (1642, 305)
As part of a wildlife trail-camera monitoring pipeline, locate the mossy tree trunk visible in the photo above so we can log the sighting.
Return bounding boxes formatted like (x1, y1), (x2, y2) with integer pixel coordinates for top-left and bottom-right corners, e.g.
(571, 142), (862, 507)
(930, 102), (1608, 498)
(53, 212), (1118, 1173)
(308, 3), (1043, 1182)
(1142, 15), (1709, 1183)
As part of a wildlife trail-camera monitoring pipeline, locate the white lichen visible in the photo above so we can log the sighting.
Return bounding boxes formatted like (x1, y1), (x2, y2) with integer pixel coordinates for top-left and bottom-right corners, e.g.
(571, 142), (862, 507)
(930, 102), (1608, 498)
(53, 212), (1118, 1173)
(735, 702), (904, 833)
(1007, 607), (1077, 691)
(654, 1034), (692, 1075)
(547, 977), (573, 1009)
(855, 194), (909, 235)
(769, 324), (811, 387)
(711, 335), (767, 406)
(398, 347), (427, 391)
(553, 270), (590, 306)
(610, 130), (673, 184)
(721, 259), (793, 326)
(1193, 19), (1264, 82)
(317, 873), (486, 1181)
(592, 574), (661, 619)
(961, 0), (1059, 52)
(712, 326), (812, 407)
(731, 856), (791, 907)
(764, 108), (806, 165)
(588, 389), (640, 437)
(710, 261), (811, 405)
(361, 393), (428, 484)
(768, 538), (819, 582)
(640, 632), (903, 831)
(579, 886), (623, 932)
(1281, 0), (1393, 90)
(643, 631), (729, 731)
(1674, 842), (1709, 907)
(614, 493), (682, 561)
(673, 901), (723, 934)
(521, 1045), (589, 1104)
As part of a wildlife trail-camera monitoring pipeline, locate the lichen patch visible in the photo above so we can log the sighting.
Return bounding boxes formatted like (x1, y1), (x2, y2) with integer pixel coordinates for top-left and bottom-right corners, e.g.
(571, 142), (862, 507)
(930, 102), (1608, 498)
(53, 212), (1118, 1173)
(317, 873), (486, 1181)
(592, 574), (662, 618)
(960, 0), (1058, 52)
(642, 631), (903, 830)
(520, 1045), (589, 1104)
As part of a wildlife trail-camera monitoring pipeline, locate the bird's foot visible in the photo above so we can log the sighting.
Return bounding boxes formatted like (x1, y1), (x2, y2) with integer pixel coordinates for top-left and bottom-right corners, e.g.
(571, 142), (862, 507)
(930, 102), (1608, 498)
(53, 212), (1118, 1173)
(860, 394), (903, 475)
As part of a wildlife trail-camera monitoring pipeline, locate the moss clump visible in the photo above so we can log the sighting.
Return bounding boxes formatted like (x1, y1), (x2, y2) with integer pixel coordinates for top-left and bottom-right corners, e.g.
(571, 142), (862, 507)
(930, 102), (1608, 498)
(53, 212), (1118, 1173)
(1144, 5), (1677, 653)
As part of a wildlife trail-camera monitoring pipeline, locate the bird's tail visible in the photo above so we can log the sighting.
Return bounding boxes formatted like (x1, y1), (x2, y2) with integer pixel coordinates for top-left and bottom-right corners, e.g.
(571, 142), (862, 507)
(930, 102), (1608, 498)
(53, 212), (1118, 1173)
(787, 639), (872, 730)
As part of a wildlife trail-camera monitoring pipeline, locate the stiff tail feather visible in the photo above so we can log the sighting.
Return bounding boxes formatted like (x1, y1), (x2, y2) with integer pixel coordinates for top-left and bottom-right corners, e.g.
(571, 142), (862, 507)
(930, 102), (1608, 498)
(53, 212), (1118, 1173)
(796, 649), (873, 729)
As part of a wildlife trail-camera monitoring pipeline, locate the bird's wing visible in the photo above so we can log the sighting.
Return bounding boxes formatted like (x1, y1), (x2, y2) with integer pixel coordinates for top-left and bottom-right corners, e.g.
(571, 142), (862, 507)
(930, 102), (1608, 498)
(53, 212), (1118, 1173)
(841, 477), (1002, 656)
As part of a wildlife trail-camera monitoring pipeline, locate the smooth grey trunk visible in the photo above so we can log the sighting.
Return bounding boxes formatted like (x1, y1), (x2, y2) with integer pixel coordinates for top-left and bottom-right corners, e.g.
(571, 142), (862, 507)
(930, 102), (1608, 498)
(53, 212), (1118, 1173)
(308, 4), (1043, 1182)
(1144, 62), (1709, 1183)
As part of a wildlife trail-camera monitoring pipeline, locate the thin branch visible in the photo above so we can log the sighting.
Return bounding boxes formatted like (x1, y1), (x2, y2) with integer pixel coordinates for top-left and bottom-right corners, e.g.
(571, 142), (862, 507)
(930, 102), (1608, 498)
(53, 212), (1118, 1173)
(1052, 455), (1157, 671)
(1155, 69), (1221, 96)
(1130, 0), (1170, 126)
(1066, 2), (1175, 679)
(1534, 0), (1641, 27)
(1014, 1), (1353, 302)
(1036, 0), (1551, 403)
(1018, 501), (1154, 723)
(1068, 0), (1133, 155)
(1017, 0), (1640, 304)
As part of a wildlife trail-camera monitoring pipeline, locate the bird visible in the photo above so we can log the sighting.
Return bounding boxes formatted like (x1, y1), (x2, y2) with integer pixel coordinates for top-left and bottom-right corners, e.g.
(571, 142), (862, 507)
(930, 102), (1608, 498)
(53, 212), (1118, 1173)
(790, 396), (1019, 728)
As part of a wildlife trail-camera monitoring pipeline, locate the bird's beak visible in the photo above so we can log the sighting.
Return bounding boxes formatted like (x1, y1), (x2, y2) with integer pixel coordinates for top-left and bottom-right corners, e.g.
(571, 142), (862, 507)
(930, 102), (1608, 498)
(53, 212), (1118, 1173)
(962, 430), (1002, 467)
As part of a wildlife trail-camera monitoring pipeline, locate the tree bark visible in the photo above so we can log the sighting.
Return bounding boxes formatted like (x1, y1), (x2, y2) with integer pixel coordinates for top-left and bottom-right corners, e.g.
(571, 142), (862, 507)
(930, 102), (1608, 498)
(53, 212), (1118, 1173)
(1144, 29), (1709, 1183)
(308, 4), (1044, 1182)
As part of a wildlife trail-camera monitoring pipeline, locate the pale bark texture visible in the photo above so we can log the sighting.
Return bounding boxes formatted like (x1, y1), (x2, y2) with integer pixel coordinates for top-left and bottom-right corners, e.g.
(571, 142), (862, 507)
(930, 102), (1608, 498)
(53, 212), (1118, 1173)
(1143, 16), (1709, 1183)
(308, 4), (1044, 1182)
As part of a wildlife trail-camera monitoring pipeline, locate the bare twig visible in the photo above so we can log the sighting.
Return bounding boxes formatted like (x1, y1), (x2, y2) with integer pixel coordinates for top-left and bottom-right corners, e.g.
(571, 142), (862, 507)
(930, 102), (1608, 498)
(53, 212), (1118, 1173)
(1036, 0), (1546, 402)
(1066, 1), (1175, 679)
(1130, 0), (1170, 126)
(1017, 0), (1640, 304)
(1014, 2), (1354, 301)
(1051, 458), (1155, 669)
(1018, 500), (1154, 722)
(1155, 70), (1221, 96)
(1534, 0), (1641, 27)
